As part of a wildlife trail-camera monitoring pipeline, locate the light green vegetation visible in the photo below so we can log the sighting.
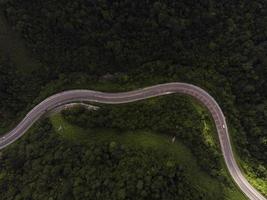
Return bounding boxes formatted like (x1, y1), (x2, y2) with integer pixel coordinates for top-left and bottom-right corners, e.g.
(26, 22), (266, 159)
(194, 100), (266, 198)
(191, 100), (218, 148)
(202, 120), (216, 147)
(228, 126), (267, 197)
(242, 162), (267, 196)
(50, 113), (247, 200)
(197, 103), (265, 199)
(191, 99), (252, 199)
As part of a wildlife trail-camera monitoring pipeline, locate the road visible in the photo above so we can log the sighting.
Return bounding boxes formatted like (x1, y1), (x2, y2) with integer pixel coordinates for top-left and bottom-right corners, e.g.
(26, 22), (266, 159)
(0, 82), (265, 200)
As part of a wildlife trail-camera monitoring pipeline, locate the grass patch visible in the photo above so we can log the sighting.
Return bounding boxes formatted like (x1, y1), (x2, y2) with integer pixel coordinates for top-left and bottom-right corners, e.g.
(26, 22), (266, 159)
(203, 120), (216, 147)
(191, 99), (218, 148)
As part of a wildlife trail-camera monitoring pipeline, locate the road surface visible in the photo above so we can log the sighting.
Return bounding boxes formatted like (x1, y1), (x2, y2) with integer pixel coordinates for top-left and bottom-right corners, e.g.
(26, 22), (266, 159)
(0, 82), (265, 200)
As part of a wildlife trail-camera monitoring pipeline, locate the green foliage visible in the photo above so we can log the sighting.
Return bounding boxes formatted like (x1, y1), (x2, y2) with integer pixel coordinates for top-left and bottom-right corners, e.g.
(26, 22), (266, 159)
(0, 0), (266, 195)
(62, 96), (222, 176)
(0, 120), (207, 200)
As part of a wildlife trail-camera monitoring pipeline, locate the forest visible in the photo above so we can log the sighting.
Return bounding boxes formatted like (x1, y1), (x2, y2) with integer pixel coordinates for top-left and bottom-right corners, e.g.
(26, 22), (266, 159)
(0, 119), (214, 200)
(0, 0), (266, 198)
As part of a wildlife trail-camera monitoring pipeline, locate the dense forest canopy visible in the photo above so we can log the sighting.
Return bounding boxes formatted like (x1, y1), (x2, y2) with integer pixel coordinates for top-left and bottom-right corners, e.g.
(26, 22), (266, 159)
(1, 0), (266, 165)
(0, 0), (266, 197)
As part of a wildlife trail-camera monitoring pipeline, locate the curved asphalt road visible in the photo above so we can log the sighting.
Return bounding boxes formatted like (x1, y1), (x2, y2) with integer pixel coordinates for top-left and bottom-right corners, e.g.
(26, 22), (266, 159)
(0, 82), (265, 200)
